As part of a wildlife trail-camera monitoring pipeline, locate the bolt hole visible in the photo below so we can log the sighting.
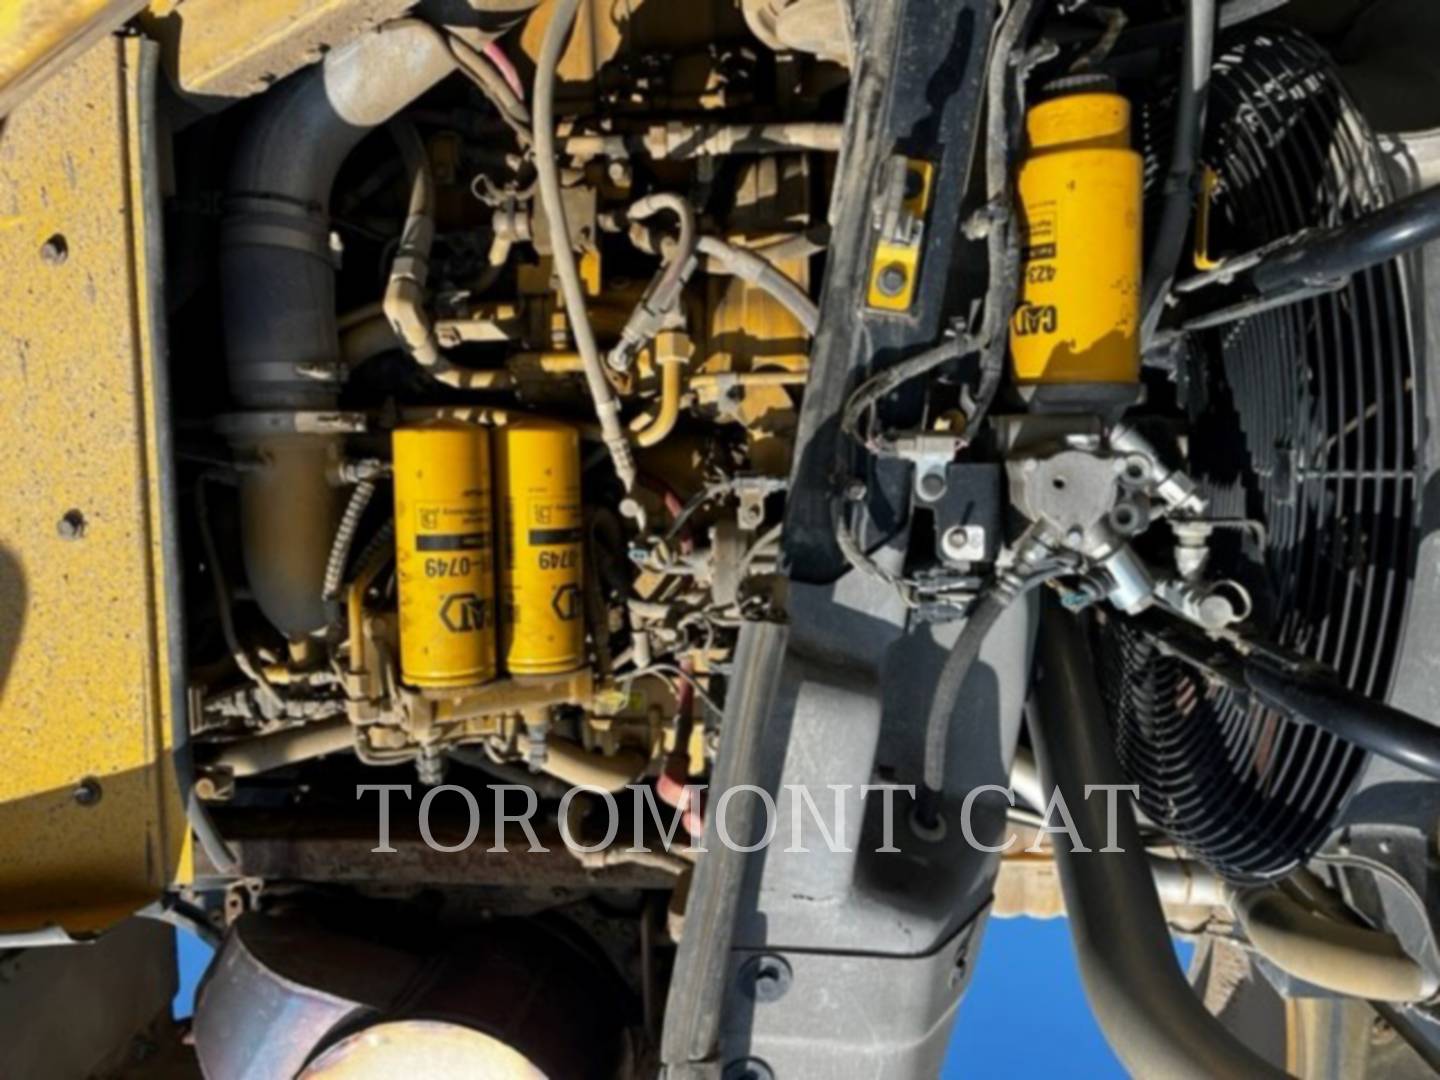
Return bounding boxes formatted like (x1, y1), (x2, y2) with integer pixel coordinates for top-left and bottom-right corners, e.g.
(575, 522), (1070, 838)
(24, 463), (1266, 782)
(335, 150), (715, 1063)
(56, 508), (87, 539)
(1051, 476), (1068, 490)
(40, 233), (68, 265)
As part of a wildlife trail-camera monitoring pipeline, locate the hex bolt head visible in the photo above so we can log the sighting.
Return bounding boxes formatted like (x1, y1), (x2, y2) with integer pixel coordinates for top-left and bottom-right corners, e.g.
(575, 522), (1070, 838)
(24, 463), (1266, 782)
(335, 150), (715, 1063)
(876, 262), (909, 296)
(56, 508), (87, 540)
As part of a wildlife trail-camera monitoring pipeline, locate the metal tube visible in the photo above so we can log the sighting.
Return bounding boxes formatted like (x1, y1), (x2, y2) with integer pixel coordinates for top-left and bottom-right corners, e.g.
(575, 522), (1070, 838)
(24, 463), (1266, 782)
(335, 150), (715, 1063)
(631, 356), (685, 448)
(213, 719), (355, 778)
(1029, 598), (1288, 1080)
(1232, 885), (1437, 1002)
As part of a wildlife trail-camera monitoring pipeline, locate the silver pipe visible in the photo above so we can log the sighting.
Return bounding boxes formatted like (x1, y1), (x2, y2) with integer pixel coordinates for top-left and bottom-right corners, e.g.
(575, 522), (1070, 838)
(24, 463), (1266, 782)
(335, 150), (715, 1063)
(1232, 884), (1438, 1003)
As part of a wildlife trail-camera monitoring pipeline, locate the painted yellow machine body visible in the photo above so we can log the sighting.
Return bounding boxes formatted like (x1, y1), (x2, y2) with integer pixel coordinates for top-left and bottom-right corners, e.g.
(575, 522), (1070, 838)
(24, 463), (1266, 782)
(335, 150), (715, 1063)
(1010, 89), (1142, 390)
(393, 424), (499, 689)
(496, 421), (585, 676)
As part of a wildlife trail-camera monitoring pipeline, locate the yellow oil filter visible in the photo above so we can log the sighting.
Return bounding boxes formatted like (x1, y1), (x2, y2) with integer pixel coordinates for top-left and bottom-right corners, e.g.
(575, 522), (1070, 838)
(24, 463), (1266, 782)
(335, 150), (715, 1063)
(392, 423), (498, 688)
(1010, 87), (1142, 395)
(496, 420), (585, 675)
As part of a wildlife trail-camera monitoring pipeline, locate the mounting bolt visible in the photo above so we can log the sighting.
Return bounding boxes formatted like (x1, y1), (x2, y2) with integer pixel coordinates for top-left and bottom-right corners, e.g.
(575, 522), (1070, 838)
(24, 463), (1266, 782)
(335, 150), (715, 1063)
(876, 262), (909, 297)
(72, 777), (102, 807)
(56, 509), (87, 540)
(941, 525), (986, 562)
(740, 954), (793, 1003)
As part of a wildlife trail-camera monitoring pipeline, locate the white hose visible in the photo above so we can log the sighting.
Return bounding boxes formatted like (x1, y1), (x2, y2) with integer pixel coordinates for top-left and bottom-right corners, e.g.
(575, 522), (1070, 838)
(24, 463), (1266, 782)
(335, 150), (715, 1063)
(532, 0), (636, 493)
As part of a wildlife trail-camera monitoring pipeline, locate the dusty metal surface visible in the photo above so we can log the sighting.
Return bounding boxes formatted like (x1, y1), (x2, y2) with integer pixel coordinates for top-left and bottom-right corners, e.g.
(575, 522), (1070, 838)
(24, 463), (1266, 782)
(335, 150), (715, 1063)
(141, 0), (417, 101)
(0, 33), (189, 933)
(0, 0), (147, 118)
(0, 918), (178, 1077)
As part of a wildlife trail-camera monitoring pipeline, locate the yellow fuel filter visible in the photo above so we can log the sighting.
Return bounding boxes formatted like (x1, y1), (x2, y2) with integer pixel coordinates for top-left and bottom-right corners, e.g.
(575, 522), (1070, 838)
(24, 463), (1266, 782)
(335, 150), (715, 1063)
(392, 423), (498, 688)
(1010, 84), (1142, 401)
(496, 420), (585, 675)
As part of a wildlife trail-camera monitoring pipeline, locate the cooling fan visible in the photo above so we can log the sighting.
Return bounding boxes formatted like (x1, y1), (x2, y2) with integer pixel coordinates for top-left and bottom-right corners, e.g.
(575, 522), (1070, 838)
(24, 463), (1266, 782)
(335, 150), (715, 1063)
(1103, 28), (1423, 882)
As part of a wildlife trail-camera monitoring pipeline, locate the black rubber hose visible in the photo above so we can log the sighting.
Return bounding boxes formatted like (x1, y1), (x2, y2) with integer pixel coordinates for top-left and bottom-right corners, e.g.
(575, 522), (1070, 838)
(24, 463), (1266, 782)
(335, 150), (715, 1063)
(1250, 182), (1440, 295)
(1246, 663), (1440, 782)
(1140, 0), (1216, 342)
(1029, 598), (1289, 1079)
(221, 21), (458, 637)
(917, 592), (1009, 828)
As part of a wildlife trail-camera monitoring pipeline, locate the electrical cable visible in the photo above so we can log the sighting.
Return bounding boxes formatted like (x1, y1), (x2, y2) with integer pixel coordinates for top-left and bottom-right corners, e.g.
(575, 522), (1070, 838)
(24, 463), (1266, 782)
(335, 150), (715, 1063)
(322, 480), (375, 601)
(1140, 0), (1217, 342)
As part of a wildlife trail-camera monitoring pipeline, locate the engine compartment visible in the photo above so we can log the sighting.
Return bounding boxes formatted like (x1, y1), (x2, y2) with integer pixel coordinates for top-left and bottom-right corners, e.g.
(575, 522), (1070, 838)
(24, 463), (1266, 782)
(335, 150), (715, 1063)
(4, 0), (1440, 1076)
(176, 4), (841, 809)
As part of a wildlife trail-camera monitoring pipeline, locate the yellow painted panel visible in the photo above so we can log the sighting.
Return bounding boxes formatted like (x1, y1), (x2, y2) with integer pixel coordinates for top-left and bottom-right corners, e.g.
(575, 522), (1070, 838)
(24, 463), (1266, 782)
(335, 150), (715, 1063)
(0, 34), (188, 933)
(141, 0), (415, 99)
(0, 0), (146, 117)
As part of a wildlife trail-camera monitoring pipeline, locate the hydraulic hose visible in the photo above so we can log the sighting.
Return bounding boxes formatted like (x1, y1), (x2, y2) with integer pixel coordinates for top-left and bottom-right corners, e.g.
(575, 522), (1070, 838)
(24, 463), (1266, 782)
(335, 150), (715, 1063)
(695, 236), (819, 334)
(1029, 598), (1288, 1080)
(611, 193), (700, 370)
(532, 0), (636, 493)
(630, 193), (698, 311)
(1140, 0), (1216, 342)
(384, 120), (513, 389)
(917, 592), (1010, 829)
(1249, 182), (1440, 295)
(1245, 662), (1440, 782)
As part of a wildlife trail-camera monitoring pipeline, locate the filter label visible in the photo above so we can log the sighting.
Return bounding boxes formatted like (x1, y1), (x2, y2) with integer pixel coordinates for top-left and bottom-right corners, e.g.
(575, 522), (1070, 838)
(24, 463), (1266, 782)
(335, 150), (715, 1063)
(439, 592), (490, 634)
